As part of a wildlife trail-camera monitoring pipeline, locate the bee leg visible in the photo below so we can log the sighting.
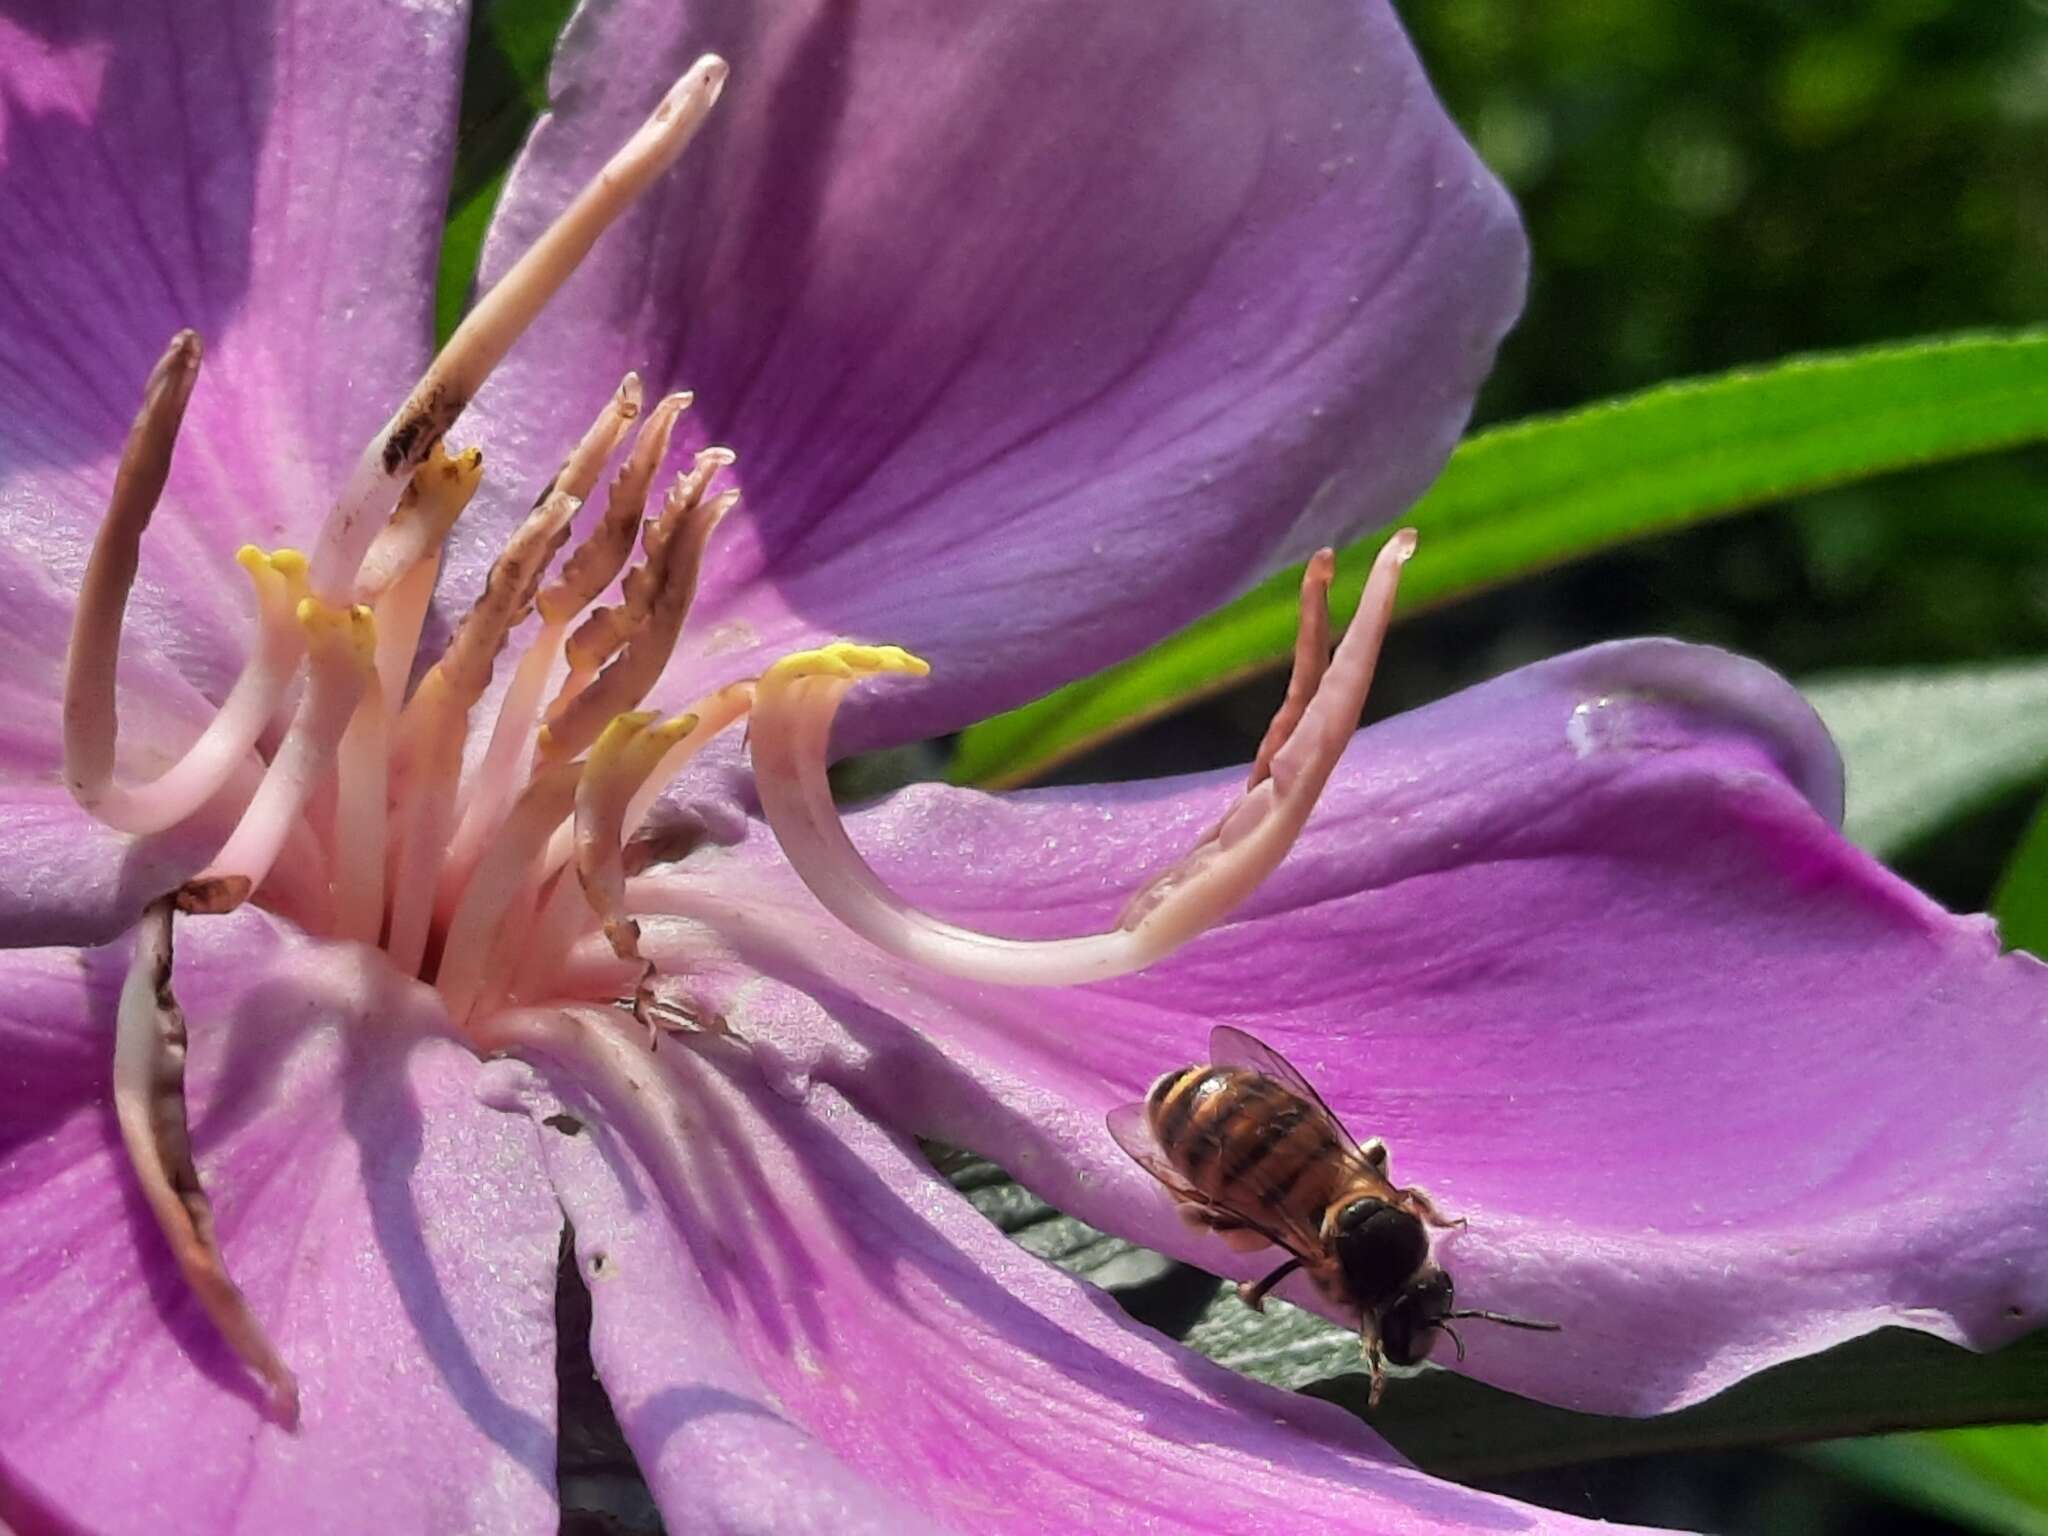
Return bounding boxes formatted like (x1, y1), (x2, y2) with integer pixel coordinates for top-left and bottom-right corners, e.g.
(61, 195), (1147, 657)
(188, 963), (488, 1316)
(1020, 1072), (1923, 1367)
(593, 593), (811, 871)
(1404, 1185), (1465, 1231)
(1236, 1255), (1304, 1313)
(1361, 1137), (1389, 1173)
(1362, 1326), (1388, 1409)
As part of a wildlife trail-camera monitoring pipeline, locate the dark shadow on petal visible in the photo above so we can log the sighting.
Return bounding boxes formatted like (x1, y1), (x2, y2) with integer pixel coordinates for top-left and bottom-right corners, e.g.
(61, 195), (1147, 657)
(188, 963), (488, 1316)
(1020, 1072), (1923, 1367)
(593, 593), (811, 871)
(0, 1442), (89, 1536)
(335, 1019), (555, 1493)
(557, 1076), (654, 1217)
(684, 1069), (829, 1353)
(0, 947), (114, 1161)
(634, 1383), (787, 1436)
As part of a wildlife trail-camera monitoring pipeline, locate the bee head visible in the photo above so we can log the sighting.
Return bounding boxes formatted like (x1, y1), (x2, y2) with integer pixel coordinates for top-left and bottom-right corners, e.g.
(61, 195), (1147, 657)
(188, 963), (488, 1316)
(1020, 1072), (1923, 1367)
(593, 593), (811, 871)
(1331, 1197), (1428, 1310)
(1379, 1270), (1564, 1369)
(1379, 1267), (1456, 1366)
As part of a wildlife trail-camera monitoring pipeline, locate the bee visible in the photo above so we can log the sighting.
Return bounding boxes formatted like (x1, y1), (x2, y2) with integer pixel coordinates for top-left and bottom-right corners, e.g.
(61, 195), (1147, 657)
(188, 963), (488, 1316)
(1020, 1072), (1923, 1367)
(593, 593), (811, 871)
(1108, 1024), (1557, 1405)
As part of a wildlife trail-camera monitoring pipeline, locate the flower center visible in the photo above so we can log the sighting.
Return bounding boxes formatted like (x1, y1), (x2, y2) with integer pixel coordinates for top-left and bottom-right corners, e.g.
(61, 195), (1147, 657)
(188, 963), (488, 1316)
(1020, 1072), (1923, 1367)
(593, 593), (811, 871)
(56, 54), (1417, 1428)
(62, 58), (751, 1043)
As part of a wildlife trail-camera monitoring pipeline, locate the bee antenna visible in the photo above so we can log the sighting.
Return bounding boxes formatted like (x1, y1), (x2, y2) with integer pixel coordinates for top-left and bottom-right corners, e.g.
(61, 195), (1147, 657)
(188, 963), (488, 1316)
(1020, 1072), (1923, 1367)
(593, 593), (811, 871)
(1445, 1309), (1562, 1333)
(1438, 1322), (1467, 1362)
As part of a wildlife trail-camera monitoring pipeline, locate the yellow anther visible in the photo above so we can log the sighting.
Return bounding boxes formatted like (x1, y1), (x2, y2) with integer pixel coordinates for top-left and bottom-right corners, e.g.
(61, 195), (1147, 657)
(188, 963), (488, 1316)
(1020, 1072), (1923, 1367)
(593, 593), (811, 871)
(592, 710), (662, 760)
(761, 643), (931, 686)
(647, 710), (699, 750)
(296, 597), (378, 666)
(236, 546), (313, 614)
(624, 710), (701, 779)
(267, 548), (312, 605)
(588, 708), (700, 783)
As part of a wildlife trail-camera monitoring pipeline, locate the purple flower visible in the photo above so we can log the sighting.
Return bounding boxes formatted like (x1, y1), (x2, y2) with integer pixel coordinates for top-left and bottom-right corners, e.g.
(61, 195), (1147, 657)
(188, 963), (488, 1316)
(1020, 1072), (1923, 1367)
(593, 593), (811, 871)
(1, 5), (2042, 1536)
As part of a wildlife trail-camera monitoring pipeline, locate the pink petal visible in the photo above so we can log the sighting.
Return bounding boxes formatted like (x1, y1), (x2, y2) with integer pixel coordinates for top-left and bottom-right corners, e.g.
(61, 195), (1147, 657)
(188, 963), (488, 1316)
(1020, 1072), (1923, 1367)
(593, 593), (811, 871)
(0, 914), (564, 1534)
(629, 639), (2045, 1417)
(493, 1032), (1648, 1535)
(462, 0), (1524, 747)
(0, 0), (468, 699)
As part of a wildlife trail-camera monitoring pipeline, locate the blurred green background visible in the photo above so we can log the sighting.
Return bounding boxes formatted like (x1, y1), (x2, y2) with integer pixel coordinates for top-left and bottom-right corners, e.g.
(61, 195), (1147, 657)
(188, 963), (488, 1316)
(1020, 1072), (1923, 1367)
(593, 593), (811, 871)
(1058, 0), (2048, 917)
(1415, 8), (2047, 1528)
(447, 2), (2048, 1532)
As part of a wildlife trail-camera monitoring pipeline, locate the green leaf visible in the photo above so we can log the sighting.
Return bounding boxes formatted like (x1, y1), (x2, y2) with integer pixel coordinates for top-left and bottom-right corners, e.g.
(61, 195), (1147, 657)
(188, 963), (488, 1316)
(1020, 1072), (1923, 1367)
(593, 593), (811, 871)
(1808, 1425), (2048, 1536)
(1993, 796), (2048, 957)
(1241, 1310), (2048, 1480)
(947, 1157), (2048, 1476)
(1801, 659), (2048, 859)
(935, 1149), (1174, 1290)
(434, 0), (578, 342)
(951, 330), (2048, 789)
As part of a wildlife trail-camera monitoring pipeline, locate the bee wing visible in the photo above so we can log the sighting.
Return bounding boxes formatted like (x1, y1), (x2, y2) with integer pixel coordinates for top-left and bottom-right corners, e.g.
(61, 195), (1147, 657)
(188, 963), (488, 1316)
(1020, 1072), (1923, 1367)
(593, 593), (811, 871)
(1106, 1097), (1317, 1260)
(1207, 1024), (1370, 1161)
(1105, 1100), (1223, 1209)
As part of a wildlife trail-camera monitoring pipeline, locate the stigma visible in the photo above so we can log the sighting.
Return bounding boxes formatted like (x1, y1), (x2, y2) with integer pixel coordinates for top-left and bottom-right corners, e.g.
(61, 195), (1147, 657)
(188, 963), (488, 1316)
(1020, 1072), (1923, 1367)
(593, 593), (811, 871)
(61, 52), (1415, 1423)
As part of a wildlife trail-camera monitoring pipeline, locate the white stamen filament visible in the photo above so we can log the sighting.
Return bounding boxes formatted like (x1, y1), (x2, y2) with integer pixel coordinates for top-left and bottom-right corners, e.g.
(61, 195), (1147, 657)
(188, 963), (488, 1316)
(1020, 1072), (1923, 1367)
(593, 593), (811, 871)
(353, 444), (485, 604)
(745, 532), (1416, 987)
(62, 336), (310, 837)
(436, 763), (582, 1027)
(97, 548), (308, 837)
(371, 555), (443, 723)
(384, 486), (585, 969)
(307, 55), (729, 599)
(179, 599), (376, 917)
(331, 684), (389, 946)
(575, 714), (682, 952)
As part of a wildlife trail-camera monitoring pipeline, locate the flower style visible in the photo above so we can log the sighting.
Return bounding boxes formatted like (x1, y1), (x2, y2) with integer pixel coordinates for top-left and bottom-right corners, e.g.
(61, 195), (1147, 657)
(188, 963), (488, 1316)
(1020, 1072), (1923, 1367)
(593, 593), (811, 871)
(1, 4), (2044, 1536)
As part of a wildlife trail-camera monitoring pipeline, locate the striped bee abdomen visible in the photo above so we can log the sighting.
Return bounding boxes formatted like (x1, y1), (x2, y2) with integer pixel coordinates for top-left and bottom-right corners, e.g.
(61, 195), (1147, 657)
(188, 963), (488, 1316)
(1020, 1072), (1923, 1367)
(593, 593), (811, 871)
(1147, 1066), (1343, 1217)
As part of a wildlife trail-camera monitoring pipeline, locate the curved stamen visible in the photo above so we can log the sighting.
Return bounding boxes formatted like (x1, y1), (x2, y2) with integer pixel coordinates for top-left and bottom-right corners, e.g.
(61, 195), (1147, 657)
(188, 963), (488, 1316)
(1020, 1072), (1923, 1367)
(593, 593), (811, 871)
(64, 331), (201, 815)
(436, 762), (584, 1028)
(746, 533), (1416, 986)
(177, 598), (377, 916)
(354, 444), (486, 604)
(1250, 547), (1336, 789)
(444, 388), (687, 902)
(619, 680), (757, 844)
(547, 373), (651, 508)
(515, 683), (754, 1002)
(115, 899), (298, 1425)
(538, 471), (736, 762)
(575, 710), (700, 968)
(59, 331), (306, 839)
(552, 449), (736, 698)
(384, 488), (582, 971)
(308, 54), (729, 598)
(332, 683), (389, 946)
(77, 543), (307, 836)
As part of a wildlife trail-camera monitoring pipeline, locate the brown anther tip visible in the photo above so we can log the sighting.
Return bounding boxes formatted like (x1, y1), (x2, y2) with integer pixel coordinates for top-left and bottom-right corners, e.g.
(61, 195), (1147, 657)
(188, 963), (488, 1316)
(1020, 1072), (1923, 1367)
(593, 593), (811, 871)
(603, 915), (644, 963)
(270, 1374), (303, 1431)
(174, 874), (253, 916)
